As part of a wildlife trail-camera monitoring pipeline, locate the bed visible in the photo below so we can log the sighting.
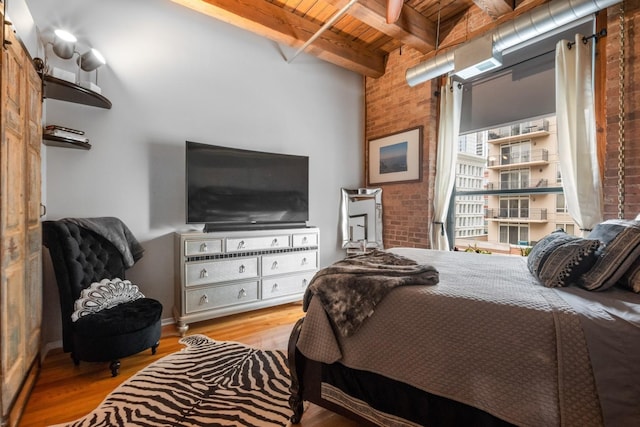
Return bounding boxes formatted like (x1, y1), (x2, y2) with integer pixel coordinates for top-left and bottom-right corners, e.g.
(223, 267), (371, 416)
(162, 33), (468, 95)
(287, 226), (640, 427)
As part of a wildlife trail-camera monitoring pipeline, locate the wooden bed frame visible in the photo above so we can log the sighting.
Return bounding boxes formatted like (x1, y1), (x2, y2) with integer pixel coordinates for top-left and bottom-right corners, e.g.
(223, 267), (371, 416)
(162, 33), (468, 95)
(287, 317), (514, 426)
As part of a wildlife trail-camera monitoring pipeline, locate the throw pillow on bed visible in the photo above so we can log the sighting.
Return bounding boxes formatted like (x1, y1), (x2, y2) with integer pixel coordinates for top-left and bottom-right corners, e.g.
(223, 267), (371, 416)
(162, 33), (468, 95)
(620, 261), (640, 293)
(528, 230), (600, 288)
(581, 219), (640, 291)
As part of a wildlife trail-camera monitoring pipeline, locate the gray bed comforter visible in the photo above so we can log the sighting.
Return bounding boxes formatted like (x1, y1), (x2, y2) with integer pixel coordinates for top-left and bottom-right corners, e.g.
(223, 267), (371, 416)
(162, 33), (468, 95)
(297, 248), (640, 427)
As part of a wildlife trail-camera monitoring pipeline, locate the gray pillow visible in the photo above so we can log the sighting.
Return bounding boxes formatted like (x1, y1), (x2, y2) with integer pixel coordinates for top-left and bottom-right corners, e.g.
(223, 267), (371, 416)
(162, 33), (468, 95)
(528, 230), (600, 288)
(528, 229), (575, 274)
(537, 239), (600, 288)
(580, 219), (640, 291)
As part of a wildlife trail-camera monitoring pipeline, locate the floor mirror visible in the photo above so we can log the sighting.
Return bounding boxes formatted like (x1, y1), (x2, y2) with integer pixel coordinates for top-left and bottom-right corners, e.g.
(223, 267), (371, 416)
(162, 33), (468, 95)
(340, 188), (383, 254)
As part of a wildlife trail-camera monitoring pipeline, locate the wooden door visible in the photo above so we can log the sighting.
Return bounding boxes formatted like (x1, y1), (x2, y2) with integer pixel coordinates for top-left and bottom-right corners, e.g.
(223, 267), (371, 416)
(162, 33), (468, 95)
(0, 19), (42, 427)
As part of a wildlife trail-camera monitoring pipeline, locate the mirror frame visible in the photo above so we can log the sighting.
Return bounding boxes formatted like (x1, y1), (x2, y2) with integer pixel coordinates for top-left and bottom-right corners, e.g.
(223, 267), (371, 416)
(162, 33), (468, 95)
(340, 188), (383, 250)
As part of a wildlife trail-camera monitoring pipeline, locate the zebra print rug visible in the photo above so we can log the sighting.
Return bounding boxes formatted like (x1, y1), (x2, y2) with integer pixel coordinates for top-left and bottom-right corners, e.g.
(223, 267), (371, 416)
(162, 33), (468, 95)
(53, 335), (292, 427)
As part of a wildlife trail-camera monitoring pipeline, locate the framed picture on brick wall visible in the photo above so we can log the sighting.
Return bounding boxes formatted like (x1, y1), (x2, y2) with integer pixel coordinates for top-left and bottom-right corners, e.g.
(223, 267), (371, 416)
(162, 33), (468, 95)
(367, 126), (423, 185)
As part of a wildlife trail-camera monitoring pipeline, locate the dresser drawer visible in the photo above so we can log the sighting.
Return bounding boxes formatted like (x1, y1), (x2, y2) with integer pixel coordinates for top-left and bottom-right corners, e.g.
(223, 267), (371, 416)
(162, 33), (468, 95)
(292, 233), (318, 247)
(184, 239), (223, 256)
(226, 235), (290, 252)
(262, 272), (314, 300)
(185, 257), (258, 286)
(262, 251), (317, 277)
(185, 281), (259, 313)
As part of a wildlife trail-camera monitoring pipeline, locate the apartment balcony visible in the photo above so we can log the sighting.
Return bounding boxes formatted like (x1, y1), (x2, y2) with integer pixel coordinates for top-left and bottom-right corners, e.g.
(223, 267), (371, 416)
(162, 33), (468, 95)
(485, 178), (562, 191)
(487, 119), (550, 144)
(485, 208), (548, 223)
(487, 149), (549, 169)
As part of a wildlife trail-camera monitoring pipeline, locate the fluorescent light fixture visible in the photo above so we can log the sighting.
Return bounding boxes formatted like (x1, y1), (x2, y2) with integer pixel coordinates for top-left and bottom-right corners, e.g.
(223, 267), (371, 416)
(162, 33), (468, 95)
(454, 55), (503, 80)
(52, 29), (77, 59)
(454, 34), (503, 80)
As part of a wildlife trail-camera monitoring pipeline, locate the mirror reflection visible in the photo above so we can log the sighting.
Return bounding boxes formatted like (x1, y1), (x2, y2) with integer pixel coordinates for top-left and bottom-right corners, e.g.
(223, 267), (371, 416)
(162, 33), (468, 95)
(340, 188), (383, 253)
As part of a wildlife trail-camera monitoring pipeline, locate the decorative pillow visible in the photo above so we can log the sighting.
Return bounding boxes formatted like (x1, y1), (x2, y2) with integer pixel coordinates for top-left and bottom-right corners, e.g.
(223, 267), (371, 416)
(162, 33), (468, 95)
(620, 259), (640, 293)
(537, 239), (600, 288)
(580, 219), (640, 291)
(528, 229), (578, 274)
(71, 278), (145, 322)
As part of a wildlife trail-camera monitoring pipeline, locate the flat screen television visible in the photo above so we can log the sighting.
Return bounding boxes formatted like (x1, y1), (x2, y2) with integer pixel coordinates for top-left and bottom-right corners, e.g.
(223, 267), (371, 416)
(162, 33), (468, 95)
(186, 141), (309, 232)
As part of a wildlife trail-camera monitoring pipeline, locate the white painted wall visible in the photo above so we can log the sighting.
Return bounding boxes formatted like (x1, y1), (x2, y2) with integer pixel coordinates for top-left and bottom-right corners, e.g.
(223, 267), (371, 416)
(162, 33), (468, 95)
(27, 0), (364, 345)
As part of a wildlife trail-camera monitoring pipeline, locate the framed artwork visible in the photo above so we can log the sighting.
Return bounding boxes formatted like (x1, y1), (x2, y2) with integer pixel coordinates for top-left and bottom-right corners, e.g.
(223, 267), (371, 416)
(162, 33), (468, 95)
(367, 126), (423, 185)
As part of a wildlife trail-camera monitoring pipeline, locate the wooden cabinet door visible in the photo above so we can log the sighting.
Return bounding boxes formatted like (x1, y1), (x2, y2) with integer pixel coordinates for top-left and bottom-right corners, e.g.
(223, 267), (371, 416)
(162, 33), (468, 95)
(25, 47), (42, 369)
(0, 23), (42, 426)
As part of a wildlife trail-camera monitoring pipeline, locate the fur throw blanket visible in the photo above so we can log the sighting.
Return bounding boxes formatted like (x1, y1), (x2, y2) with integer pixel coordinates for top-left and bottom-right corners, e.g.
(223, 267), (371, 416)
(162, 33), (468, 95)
(303, 250), (439, 337)
(63, 217), (144, 268)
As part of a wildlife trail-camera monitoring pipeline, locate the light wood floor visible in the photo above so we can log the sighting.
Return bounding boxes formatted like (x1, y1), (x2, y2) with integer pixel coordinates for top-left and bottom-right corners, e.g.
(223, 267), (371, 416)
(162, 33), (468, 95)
(19, 303), (362, 427)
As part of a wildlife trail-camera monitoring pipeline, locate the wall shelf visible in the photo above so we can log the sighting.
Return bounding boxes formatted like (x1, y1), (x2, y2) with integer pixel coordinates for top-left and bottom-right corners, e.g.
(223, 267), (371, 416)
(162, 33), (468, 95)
(42, 74), (112, 109)
(42, 134), (91, 150)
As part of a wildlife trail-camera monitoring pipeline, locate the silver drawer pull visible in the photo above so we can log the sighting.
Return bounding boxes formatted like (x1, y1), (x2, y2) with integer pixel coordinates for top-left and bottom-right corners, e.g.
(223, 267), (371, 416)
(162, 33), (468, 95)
(302, 279), (308, 287)
(271, 238), (278, 246)
(200, 242), (208, 252)
(272, 283), (279, 292)
(271, 261), (279, 270)
(237, 240), (245, 250)
(200, 268), (209, 278)
(238, 288), (247, 298)
(239, 264), (246, 273)
(301, 257), (308, 265)
(302, 236), (308, 244)
(199, 294), (209, 305)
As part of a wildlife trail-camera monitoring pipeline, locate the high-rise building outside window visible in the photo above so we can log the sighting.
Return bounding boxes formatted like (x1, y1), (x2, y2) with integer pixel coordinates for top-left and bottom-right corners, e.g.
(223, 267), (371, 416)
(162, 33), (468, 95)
(454, 115), (580, 254)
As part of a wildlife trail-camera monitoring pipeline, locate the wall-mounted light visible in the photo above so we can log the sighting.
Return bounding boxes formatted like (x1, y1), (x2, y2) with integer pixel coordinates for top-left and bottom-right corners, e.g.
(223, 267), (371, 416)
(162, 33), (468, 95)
(52, 29), (77, 59)
(44, 28), (107, 91)
(77, 48), (106, 71)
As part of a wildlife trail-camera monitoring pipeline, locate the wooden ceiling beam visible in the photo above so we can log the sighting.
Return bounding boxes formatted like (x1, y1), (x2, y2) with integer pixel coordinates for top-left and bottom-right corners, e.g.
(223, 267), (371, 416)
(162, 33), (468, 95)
(422, 0), (548, 60)
(472, 0), (515, 20)
(171, 0), (387, 77)
(329, 0), (437, 53)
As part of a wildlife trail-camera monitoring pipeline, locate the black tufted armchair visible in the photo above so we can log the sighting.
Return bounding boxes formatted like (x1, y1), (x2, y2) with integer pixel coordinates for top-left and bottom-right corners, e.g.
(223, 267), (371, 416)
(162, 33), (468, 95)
(43, 218), (163, 376)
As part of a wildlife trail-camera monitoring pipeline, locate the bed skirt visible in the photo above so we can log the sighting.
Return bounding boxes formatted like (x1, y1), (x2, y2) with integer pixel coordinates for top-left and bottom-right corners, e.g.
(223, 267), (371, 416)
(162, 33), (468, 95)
(288, 318), (514, 427)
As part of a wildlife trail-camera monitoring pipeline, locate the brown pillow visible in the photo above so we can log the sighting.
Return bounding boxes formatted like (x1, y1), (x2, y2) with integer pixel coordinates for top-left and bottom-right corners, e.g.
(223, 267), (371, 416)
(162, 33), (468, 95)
(620, 258), (640, 293)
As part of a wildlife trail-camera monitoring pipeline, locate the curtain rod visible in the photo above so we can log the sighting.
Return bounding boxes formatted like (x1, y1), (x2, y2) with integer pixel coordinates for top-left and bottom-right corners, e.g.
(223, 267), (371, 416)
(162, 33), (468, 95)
(567, 29), (607, 49)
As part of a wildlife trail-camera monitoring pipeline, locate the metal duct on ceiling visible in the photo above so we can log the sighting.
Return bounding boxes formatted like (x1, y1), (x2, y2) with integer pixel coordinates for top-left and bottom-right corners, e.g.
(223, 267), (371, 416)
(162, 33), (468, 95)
(405, 0), (621, 87)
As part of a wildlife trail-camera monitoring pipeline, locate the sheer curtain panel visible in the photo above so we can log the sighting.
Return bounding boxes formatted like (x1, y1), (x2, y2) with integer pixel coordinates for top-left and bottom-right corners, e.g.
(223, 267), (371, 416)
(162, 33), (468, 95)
(431, 77), (462, 250)
(555, 34), (603, 232)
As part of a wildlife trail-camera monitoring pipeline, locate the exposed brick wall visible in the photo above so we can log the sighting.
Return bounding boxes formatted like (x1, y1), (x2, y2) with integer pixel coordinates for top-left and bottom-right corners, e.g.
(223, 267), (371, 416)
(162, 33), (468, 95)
(365, 1), (640, 249)
(365, 48), (438, 249)
(604, 0), (640, 219)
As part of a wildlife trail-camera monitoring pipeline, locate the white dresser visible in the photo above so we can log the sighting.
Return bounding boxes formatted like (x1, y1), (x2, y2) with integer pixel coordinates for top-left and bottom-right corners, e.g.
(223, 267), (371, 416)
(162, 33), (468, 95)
(174, 227), (319, 335)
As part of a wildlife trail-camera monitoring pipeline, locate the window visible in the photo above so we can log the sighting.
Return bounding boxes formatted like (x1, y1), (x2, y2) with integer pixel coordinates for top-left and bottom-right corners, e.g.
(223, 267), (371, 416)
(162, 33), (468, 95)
(500, 168), (530, 190)
(499, 223), (529, 245)
(555, 223), (576, 235)
(451, 18), (594, 251)
(556, 194), (568, 213)
(499, 196), (529, 219)
(500, 141), (531, 166)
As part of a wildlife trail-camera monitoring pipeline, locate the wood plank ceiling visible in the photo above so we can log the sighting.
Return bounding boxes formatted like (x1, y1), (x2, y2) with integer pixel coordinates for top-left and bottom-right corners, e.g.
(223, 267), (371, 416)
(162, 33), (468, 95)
(171, 0), (525, 78)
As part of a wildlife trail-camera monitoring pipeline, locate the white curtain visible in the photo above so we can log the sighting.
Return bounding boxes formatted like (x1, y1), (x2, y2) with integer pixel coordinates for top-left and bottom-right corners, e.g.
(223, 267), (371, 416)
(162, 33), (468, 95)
(430, 77), (462, 250)
(555, 34), (603, 232)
